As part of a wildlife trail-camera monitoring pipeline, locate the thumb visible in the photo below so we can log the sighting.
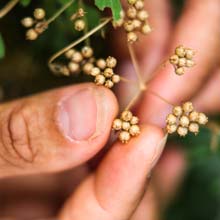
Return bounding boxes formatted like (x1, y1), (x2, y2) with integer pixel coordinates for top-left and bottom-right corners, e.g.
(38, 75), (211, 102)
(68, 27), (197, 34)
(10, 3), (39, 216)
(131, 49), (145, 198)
(0, 83), (118, 178)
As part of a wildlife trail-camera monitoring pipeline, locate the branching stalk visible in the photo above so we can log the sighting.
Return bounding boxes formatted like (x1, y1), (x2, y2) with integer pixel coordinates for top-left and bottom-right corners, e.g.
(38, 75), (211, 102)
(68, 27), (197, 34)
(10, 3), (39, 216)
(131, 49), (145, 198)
(0, 0), (19, 18)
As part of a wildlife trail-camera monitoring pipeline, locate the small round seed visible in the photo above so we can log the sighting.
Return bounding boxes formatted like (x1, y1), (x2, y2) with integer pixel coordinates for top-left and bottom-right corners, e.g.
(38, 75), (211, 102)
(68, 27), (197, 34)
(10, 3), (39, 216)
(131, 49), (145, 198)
(96, 59), (106, 69)
(197, 113), (208, 125)
(186, 60), (195, 68)
(95, 74), (105, 85)
(179, 115), (190, 127)
(129, 125), (140, 136)
(134, 0), (144, 10)
(72, 52), (83, 63)
(21, 17), (34, 28)
(137, 10), (149, 21)
(106, 56), (117, 68)
(104, 68), (114, 78)
(122, 121), (131, 131)
(26, 29), (38, 40)
(127, 32), (138, 43)
(113, 119), (122, 130)
(189, 111), (199, 122)
(177, 126), (188, 137)
(33, 8), (46, 20)
(173, 106), (183, 117)
(166, 114), (177, 125)
(178, 58), (187, 67)
(112, 74), (121, 83)
(185, 49), (195, 59)
(175, 67), (185, 75)
(105, 80), (114, 88)
(166, 124), (177, 134)
(81, 46), (93, 58)
(65, 49), (75, 59)
(83, 63), (94, 75)
(91, 67), (101, 76)
(189, 123), (199, 134)
(182, 102), (194, 113)
(130, 116), (139, 125)
(170, 55), (179, 65)
(68, 62), (80, 73)
(141, 24), (152, 34)
(121, 110), (133, 122)
(119, 131), (131, 143)
(74, 19), (85, 31)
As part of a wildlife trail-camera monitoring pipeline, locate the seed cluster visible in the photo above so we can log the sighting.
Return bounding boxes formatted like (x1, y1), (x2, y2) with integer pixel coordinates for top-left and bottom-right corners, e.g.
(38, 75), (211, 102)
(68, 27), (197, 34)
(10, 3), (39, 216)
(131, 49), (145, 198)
(169, 45), (195, 75)
(166, 102), (208, 137)
(90, 56), (121, 88)
(21, 8), (47, 40)
(113, 110), (140, 143)
(113, 0), (151, 43)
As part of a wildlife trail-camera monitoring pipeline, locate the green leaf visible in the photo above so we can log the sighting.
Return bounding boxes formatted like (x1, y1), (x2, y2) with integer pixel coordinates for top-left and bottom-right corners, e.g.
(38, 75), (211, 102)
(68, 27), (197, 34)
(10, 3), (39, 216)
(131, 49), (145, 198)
(95, 0), (122, 20)
(20, 0), (32, 7)
(0, 34), (5, 59)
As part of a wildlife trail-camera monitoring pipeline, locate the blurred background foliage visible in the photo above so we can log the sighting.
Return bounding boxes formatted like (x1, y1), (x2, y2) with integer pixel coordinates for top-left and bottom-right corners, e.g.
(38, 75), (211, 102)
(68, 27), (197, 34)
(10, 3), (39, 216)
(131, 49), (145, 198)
(0, 1), (220, 220)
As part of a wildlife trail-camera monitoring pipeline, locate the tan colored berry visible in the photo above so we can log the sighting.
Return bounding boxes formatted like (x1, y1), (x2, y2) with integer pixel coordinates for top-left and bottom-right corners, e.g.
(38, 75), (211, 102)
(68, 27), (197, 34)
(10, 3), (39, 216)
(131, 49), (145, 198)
(65, 49), (75, 59)
(127, 32), (138, 43)
(170, 55), (179, 65)
(130, 116), (139, 125)
(105, 80), (114, 88)
(189, 111), (199, 122)
(197, 113), (208, 125)
(121, 110), (133, 122)
(83, 63), (94, 75)
(81, 46), (93, 58)
(128, 0), (137, 5)
(137, 10), (149, 21)
(124, 20), (135, 32)
(26, 29), (38, 40)
(177, 126), (188, 137)
(127, 7), (137, 19)
(91, 67), (101, 76)
(129, 125), (140, 136)
(71, 52), (83, 63)
(166, 124), (177, 134)
(68, 62), (80, 73)
(173, 106), (183, 117)
(112, 19), (124, 28)
(74, 19), (85, 31)
(166, 114), (177, 125)
(175, 67), (185, 75)
(135, 0), (144, 10)
(122, 121), (131, 131)
(77, 8), (85, 17)
(175, 45), (186, 57)
(132, 19), (142, 29)
(113, 119), (122, 130)
(185, 49), (195, 59)
(178, 58), (186, 67)
(60, 66), (70, 76)
(96, 59), (106, 69)
(179, 115), (190, 127)
(21, 17), (34, 28)
(112, 74), (121, 83)
(189, 123), (199, 134)
(182, 102), (194, 113)
(95, 74), (105, 85)
(33, 8), (46, 20)
(106, 56), (117, 68)
(104, 68), (114, 78)
(141, 24), (152, 34)
(119, 131), (131, 143)
(186, 60), (195, 68)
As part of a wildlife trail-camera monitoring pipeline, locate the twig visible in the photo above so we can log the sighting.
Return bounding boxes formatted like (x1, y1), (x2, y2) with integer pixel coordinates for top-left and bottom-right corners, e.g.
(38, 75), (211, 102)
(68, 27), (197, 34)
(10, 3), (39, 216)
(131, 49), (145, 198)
(0, 0), (19, 18)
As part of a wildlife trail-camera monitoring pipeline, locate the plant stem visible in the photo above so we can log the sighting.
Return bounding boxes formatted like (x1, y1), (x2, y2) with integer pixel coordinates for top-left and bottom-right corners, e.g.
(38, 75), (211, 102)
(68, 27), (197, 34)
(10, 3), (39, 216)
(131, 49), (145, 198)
(48, 17), (112, 65)
(0, 0), (19, 18)
(125, 90), (142, 111)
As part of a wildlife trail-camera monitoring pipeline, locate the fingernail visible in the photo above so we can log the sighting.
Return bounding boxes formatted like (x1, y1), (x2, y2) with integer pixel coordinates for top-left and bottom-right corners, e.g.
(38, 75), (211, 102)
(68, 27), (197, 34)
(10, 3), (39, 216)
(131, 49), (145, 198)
(57, 88), (105, 141)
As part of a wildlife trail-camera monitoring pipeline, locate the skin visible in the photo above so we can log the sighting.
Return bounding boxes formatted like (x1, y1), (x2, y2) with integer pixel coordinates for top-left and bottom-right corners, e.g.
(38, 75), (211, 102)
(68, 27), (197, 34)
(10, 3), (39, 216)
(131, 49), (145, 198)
(0, 0), (219, 219)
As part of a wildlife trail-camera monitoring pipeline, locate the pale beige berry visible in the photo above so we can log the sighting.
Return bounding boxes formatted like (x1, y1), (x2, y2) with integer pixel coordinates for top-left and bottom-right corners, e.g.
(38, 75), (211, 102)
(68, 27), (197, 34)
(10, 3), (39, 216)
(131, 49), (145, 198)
(173, 106), (183, 117)
(83, 63), (94, 75)
(166, 124), (177, 134)
(122, 121), (131, 131)
(90, 67), (101, 76)
(170, 55), (179, 65)
(95, 74), (105, 85)
(65, 49), (75, 59)
(189, 111), (199, 122)
(77, 8), (85, 17)
(26, 29), (38, 40)
(141, 24), (152, 34)
(178, 58), (186, 67)
(105, 80), (114, 88)
(33, 8), (46, 20)
(175, 67), (185, 75)
(21, 17), (34, 28)
(186, 60), (195, 68)
(74, 19), (85, 31)
(189, 123), (199, 134)
(106, 56), (117, 68)
(127, 0), (137, 5)
(185, 49), (195, 59)
(60, 66), (70, 76)
(81, 46), (93, 58)
(175, 45), (186, 58)
(68, 62), (80, 73)
(197, 113), (208, 125)
(72, 52), (83, 63)
(166, 114), (177, 125)
(121, 110), (133, 122)
(132, 19), (142, 29)
(129, 125), (140, 136)
(104, 68), (114, 78)
(113, 119), (122, 130)
(182, 102), (194, 113)
(130, 116), (139, 125)
(179, 115), (190, 127)
(112, 11), (125, 28)
(124, 20), (135, 32)
(127, 32), (138, 43)
(135, 0), (144, 10)
(96, 59), (106, 69)
(137, 10), (149, 21)
(119, 131), (131, 143)
(127, 7), (137, 19)
(177, 126), (188, 137)
(112, 74), (121, 83)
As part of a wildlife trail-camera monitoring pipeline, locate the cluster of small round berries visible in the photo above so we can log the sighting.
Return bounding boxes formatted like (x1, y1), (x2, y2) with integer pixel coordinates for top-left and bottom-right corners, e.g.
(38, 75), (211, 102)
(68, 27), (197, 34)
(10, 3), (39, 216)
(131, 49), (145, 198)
(166, 102), (208, 137)
(113, 0), (151, 43)
(170, 45), (195, 75)
(90, 56), (121, 88)
(61, 46), (94, 76)
(21, 8), (47, 41)
(72, 8), (86, 32)
(112, 110), (140, 143)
